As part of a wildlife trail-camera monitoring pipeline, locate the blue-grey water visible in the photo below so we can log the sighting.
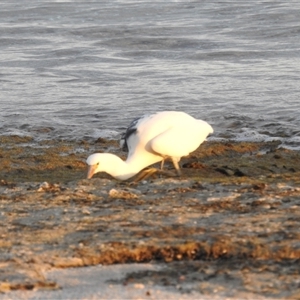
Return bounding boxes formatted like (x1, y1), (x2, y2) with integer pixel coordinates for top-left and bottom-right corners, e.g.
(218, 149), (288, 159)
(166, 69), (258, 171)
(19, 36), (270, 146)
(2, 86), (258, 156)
(1, 1), (300, 149)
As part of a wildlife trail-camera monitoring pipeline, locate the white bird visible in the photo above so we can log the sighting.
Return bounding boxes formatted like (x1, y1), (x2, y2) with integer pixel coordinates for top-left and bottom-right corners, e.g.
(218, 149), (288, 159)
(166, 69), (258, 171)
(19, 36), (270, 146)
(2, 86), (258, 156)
(86, 111), (213, 181)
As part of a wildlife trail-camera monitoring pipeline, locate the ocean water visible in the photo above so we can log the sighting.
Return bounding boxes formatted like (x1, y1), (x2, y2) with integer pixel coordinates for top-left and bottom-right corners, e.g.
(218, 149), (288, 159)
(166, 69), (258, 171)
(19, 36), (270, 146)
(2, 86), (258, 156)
(1, 1), (300, 149)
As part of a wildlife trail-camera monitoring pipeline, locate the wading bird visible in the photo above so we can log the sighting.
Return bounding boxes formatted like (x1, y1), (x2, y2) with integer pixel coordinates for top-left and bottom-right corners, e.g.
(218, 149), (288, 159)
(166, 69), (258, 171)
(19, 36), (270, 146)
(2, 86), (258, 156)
(86, 111), (213, 181)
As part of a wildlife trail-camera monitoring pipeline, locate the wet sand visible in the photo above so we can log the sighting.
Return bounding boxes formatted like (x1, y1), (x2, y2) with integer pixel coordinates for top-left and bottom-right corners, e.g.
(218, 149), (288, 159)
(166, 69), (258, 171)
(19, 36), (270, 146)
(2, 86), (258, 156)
(0, 137), (300, 299)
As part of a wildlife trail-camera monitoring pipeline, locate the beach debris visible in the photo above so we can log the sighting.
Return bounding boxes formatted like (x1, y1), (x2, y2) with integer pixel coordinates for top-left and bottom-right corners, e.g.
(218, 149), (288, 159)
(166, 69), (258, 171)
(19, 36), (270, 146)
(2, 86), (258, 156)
(215, 166), (246, 177)
(37, 182), (62, 192)
(108, 188), (140, 199)
(0, 179), (16, 188)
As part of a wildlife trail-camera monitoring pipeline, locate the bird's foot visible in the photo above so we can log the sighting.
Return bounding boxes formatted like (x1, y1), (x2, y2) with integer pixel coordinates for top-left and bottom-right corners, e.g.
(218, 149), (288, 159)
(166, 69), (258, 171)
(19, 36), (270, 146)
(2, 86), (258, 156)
(132, 168), (158, 183)
(131, 168), (178, 184)
(157, 169), (179, 178)
(176, 169), (182, 177)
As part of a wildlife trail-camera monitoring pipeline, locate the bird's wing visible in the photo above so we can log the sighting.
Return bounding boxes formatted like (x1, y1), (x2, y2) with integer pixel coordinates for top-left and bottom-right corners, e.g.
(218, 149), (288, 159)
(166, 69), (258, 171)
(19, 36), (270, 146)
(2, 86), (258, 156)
(150, 121), (212, 158)
(120, 115), (148, 151)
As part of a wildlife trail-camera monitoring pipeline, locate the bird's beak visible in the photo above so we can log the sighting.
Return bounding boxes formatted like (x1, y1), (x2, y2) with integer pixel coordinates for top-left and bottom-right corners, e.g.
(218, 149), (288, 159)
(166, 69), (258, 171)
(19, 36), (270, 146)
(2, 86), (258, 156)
(87, 164), (97, 179)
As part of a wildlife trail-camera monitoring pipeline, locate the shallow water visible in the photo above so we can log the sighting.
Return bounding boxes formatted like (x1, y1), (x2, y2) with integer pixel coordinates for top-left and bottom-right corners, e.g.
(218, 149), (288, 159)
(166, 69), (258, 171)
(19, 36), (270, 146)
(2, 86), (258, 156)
(1, 1), (300, 149)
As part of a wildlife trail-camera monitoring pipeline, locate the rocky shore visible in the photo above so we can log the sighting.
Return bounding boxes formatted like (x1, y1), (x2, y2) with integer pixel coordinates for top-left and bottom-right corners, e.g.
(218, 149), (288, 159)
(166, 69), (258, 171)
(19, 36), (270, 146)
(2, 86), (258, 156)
(0, 136), (300, 299)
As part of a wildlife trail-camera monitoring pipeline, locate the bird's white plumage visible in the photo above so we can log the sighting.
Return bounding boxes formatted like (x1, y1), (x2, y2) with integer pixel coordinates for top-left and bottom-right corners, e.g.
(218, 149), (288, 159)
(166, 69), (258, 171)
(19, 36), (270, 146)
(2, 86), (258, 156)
(86, 111), (213, 180)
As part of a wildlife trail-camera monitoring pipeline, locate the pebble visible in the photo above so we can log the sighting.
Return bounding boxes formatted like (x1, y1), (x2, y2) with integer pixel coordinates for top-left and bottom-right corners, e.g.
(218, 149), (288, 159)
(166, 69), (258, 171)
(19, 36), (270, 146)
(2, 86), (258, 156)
(133, 283), (145, 289)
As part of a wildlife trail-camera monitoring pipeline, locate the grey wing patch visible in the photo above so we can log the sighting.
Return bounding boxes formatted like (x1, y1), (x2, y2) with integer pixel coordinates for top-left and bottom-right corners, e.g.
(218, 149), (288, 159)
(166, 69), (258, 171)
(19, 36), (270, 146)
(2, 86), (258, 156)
(120, 116), (143, 152)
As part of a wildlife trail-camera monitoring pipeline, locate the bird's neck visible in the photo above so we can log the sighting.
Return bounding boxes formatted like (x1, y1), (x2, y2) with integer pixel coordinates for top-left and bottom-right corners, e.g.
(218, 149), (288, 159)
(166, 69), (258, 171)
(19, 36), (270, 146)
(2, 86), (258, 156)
(103, 154), (146, 180)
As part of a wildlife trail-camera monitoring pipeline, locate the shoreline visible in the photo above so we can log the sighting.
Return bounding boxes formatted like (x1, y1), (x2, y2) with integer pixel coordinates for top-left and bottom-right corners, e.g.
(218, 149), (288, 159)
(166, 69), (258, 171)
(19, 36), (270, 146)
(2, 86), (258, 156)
(1, 137), (300, 298)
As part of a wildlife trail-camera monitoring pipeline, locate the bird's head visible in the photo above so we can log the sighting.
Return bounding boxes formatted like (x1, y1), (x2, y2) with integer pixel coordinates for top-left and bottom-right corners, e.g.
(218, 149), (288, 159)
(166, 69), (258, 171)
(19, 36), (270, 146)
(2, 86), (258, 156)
(86, 153), (103, 179)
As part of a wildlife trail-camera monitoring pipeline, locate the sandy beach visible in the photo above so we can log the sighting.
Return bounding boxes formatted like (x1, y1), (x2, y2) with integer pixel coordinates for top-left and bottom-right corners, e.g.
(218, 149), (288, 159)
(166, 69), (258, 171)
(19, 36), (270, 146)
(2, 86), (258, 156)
(1, 137), (300, 299)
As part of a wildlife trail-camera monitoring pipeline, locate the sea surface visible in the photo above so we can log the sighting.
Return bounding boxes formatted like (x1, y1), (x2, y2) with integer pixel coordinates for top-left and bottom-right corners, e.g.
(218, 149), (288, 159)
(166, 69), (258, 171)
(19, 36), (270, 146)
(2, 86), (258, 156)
(1, 1), (300, 149)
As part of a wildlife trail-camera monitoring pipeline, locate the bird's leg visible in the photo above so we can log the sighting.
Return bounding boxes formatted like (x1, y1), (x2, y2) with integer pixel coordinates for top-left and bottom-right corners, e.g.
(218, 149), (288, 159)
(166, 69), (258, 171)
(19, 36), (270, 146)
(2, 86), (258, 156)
(133, 168), (159, 183)
(160, 158), (165, 170)
(131, 167), (178, 184)
(160, 156), (167, 170)
(171, 157), (182, 176)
